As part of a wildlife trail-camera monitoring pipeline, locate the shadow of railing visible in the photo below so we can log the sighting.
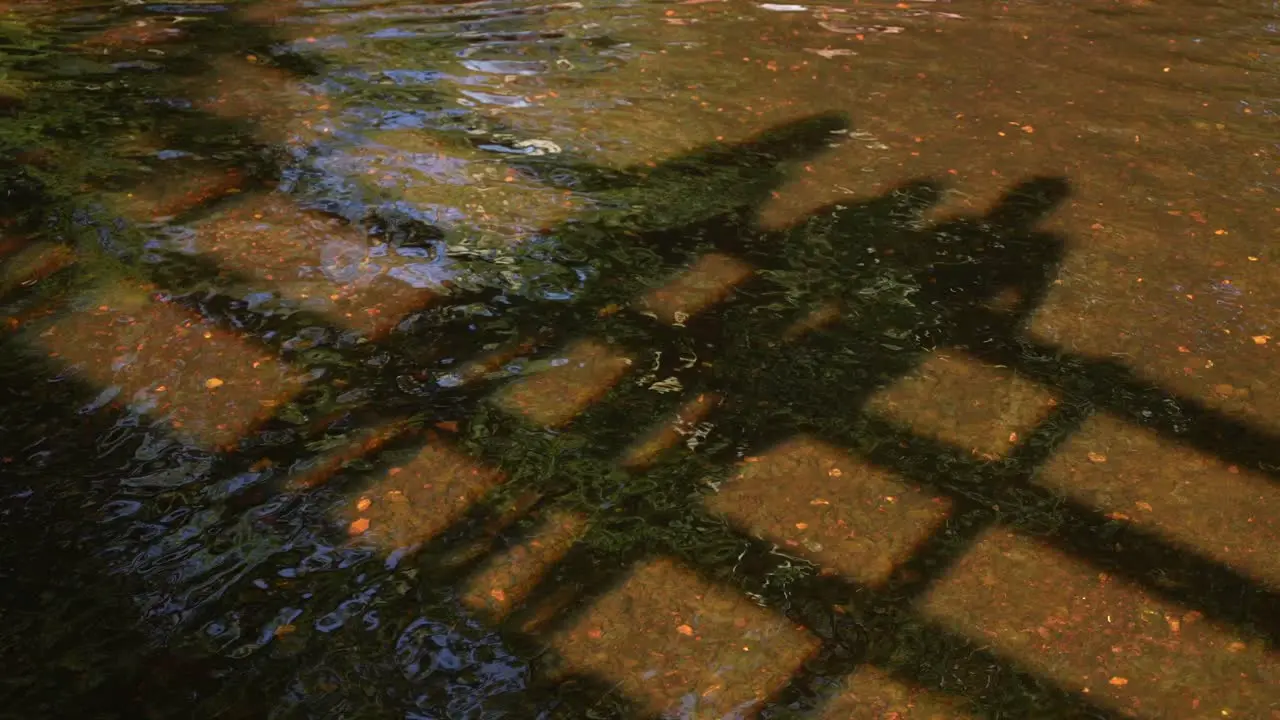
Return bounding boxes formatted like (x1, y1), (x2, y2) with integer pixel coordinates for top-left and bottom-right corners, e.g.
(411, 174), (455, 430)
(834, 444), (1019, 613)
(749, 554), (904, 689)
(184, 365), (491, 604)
(0, 2), (370, 714)
(2, 4), (1278, 718)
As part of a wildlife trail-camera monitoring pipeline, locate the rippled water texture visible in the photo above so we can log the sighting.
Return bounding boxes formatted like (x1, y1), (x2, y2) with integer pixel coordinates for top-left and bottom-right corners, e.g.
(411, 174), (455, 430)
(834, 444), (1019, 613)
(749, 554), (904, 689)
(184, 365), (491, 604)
(1, 0), (1277, 717)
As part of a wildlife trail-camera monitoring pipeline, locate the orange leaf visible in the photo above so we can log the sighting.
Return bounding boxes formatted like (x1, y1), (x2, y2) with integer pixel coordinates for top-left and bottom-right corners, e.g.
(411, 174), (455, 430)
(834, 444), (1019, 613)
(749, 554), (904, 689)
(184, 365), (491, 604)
(1109, 677), (1129, 686)
(676, 624), (694, 636)
(348, 517), (370, 535)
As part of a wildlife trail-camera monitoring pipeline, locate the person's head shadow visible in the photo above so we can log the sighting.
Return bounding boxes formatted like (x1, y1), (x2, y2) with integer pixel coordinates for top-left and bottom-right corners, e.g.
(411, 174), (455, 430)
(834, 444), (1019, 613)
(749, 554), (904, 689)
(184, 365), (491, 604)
(910, 175), (1071, 342)
(779, 174), (1070, 344)
(646, 167), (1073, 464)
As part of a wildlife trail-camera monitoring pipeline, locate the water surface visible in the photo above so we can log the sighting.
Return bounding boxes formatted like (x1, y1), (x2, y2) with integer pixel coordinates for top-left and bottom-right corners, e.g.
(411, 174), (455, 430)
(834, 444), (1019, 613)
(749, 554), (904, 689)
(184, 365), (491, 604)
(1, 0), (1277, 717)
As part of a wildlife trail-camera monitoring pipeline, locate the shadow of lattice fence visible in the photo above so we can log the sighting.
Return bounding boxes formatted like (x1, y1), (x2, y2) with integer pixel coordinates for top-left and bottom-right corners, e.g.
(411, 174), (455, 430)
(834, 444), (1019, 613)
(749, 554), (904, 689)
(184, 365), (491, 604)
(1, 4), (1277, 719)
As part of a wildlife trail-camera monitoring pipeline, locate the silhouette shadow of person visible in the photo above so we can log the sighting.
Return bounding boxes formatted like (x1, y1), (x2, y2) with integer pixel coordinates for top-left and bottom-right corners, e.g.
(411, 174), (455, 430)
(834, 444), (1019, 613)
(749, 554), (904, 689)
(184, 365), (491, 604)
(646, 172), (1072, 460)
(911, 176), (1071, 339)
(383, 115), (1073, 483)
(0, 104), (1074, 719)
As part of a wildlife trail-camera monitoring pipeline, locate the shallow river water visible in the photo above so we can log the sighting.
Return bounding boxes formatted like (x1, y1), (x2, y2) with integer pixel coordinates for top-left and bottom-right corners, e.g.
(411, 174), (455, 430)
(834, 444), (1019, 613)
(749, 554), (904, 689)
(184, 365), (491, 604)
(0, 0), (1277, 717)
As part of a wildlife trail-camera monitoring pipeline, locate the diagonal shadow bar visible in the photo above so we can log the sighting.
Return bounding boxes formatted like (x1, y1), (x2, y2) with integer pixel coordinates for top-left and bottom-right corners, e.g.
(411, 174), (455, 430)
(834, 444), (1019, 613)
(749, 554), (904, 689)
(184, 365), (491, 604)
(849, 415), (1280, 645)
(155, 156), (1280, 717)
(966, 328), (1280, 483)
(447, 330), (1276, 717)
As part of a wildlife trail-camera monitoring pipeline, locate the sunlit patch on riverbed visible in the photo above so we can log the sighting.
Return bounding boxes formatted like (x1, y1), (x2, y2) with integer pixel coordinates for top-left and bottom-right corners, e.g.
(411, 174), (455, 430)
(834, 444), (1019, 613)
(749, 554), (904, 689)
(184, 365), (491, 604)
(549, 557), (820, 719)
(29, 281), (298, 449)
(708, 435), (952, 586)
(922, 529), (1280, 719)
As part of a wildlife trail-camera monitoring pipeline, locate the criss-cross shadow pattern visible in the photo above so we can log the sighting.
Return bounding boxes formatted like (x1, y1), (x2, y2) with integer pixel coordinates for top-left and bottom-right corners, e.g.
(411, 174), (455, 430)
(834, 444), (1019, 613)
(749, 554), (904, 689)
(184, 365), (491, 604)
(1, 4), (1278, 719)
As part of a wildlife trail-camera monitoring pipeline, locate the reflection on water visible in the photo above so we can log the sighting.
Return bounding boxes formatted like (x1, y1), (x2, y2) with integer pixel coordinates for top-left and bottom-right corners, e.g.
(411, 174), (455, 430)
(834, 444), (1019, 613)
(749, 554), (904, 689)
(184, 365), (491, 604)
(1, 0), (1278, 717)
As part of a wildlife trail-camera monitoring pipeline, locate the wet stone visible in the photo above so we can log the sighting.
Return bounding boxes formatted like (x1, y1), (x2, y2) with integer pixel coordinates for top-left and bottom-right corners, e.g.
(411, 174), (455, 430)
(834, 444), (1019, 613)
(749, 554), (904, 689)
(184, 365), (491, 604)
(620, 392), (720, 468)
(867, 349), (1059, 460)
(639, 252), (755, 324)
(356, 129), (583, 243)
(1036, 413), (1280, 591)
(707, 435), (952, 587)
(31, 282), (299, 449)
(110, 165), (247, 222)
(77, 18), (186, 49)
(921, 529), (1280, 719)
(493, 339), (631, 427)
(192, 194), (437, 338)
(186, 56), (335, 144)
(287, 419), (414, 491)
(550, 557), (819, 719)
(342, 440), (505, 551)
(460, 510), (587, 621)
(818, 665), (977, 720)
(0, 241), (76, 293)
